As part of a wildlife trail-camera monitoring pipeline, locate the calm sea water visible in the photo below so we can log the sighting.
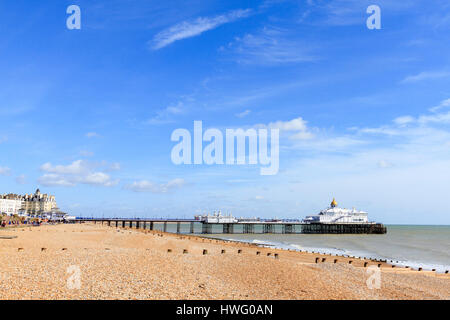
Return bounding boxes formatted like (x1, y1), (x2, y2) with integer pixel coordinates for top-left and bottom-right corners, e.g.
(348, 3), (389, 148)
(202, 225), (450, 273)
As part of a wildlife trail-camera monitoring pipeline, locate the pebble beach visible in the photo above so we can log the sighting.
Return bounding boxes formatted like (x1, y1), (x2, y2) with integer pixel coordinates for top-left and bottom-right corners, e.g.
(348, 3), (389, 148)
(0, 223), (448, 300)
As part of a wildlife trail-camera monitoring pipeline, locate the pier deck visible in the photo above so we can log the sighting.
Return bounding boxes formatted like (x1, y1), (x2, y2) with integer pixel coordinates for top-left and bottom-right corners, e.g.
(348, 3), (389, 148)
(73, 218), (386, 234)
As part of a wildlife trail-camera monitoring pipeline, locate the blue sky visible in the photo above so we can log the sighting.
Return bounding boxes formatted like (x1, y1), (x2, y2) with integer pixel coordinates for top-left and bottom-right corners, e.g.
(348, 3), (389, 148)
(1, 0), (450, 224)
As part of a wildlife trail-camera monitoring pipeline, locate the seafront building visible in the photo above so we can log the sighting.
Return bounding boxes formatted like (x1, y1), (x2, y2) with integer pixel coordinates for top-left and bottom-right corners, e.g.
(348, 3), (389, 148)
(303, 198), (370, 224)
(0, 188), (59, 217)
(0, 194), (23, 215)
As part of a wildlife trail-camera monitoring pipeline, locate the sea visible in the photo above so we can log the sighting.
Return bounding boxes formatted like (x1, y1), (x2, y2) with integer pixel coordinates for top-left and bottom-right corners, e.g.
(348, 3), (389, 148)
(201, 225), (450, 273)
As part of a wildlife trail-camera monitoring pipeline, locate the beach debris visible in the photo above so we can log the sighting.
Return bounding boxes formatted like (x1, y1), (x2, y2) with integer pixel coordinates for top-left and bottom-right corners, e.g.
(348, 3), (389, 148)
(17, 248), (24, 252)
(0, 236), (18, 239)
(41, 248), (47, 252)
(62, 248), (68, 251)
(167, 249), (172, 253)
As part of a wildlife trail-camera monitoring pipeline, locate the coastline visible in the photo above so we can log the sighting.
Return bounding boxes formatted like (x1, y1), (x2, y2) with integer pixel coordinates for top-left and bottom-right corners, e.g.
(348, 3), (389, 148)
(0, 223), (449, 300)
(201, 225), (450, 274)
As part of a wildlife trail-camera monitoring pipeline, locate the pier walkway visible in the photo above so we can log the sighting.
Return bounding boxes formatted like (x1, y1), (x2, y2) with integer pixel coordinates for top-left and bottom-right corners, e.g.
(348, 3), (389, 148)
(73, 218), (386, 234)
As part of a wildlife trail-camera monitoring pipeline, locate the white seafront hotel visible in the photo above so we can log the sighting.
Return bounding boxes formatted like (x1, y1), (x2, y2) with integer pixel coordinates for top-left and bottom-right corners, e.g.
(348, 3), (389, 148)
(0, 188), (58, 216)
(303, 198), (370, 224)
(0, 197), (23, 215)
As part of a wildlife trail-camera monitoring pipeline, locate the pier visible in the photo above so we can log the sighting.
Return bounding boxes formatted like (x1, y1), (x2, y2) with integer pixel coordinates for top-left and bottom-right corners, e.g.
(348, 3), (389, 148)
(73, 218), (386, 234)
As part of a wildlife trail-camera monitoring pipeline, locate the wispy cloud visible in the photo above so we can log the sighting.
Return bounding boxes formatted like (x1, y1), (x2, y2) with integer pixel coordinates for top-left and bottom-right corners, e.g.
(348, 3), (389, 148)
(228, 27), (318, 65)
(146, 101), (185, 125)
(400, 71), (450, 84)
(429, 98), (450, 112)
(85, 132), (100, 138)
(124, 178), (185, 193)
(151, 9), (251, 50)
(0, 166), (11, 176)
(80, 150), (94, 157)
(235, 109), (251, 118)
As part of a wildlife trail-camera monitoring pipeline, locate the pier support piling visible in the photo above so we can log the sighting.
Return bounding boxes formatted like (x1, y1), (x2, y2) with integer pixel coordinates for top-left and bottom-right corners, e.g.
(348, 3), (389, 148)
(243, 224), (254, 234)
(202, 223), (212, 234)
(282, 224), (294, 234)
(263, 224), (273, 234)
(223, 224), (234, 234)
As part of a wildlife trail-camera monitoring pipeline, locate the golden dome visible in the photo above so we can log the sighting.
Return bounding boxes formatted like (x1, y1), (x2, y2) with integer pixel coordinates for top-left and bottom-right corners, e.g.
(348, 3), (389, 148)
(331, 198), (338, 208)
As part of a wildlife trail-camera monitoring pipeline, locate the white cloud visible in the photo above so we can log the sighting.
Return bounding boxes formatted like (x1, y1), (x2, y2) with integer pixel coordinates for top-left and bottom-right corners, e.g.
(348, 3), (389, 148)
(38, 174), (76, 187)
(393, 116), (415, 126)
(80, 150), (94, 157)
(0, 166), (11, 176)
(266, 117), (315, 140)
(108, 162), (121, 171)
(377, 160), (393, 168)
(230, 27), (317, 65)
(81, 172), (118, 187)
(38, 160), (119, 187)
(85, 132), (100, 138)
(40, 160), (89, 175)
(367, 99), (450, 129)
(429, 98), (450, 112)
(235, 109), (251, 118)
(400, 71), (450, 84)
(125, 178), (185, 193)
(146, 101), (186, 124)
(152, 9), (251, 50)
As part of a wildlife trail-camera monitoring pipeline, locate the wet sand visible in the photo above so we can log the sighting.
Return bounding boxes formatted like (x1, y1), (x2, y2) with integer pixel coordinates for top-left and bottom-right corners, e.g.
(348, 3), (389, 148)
(0, 223), (448, 300)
